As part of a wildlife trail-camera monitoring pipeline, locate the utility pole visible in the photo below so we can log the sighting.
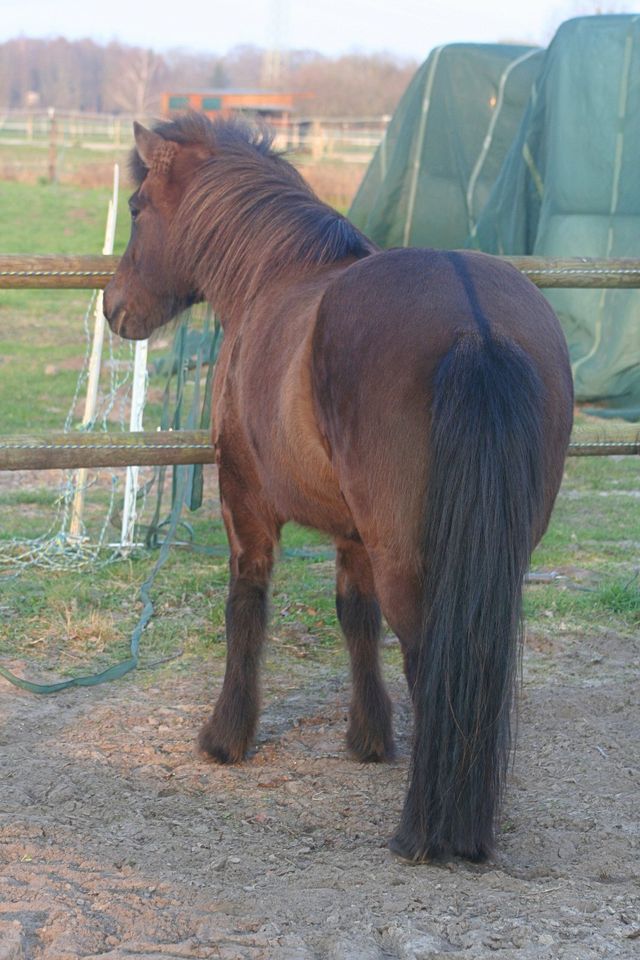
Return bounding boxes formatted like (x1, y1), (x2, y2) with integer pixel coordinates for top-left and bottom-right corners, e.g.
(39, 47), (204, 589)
(262, 0), (290, 89)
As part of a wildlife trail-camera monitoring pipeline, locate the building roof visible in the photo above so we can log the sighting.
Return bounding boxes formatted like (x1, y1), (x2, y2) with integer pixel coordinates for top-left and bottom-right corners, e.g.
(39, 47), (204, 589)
(165, 88), (298, 97)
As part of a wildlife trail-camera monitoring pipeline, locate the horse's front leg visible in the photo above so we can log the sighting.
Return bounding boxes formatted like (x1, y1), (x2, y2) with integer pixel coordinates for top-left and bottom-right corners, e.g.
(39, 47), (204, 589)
(336, 538), (395, 762)
(198, 466), (281, 764)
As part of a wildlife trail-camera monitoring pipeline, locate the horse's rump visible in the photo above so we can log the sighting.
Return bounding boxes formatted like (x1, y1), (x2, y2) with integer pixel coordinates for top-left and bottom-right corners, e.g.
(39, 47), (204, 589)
(311, 247), (571, 556)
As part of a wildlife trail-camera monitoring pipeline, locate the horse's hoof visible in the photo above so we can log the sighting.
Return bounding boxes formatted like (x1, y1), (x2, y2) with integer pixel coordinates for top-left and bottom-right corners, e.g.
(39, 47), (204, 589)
(389, 829), (491, 865)
(388, 831), (437, 864)
(196, 725), (246, 764)
(347, 736), (396, 763)
(346, 719), (396, 763)
(388, 822), (452, 864)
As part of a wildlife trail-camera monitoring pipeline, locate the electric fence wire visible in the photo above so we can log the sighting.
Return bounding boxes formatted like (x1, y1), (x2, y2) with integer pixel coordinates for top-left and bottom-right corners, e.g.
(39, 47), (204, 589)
(0, 303), (213, 692)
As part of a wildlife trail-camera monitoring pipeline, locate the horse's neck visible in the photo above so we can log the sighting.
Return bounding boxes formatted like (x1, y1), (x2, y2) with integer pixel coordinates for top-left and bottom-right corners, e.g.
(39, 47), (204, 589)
(207, 258), (355, 336)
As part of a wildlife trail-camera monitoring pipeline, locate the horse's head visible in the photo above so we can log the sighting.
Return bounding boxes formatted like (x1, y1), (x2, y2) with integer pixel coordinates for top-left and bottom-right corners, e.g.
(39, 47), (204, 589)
(103, 122), (204, 340)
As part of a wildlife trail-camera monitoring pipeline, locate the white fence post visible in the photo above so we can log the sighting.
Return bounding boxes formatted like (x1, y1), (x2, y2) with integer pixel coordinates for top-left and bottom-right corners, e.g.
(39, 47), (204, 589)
(119, 338), (149, 552)
(68, 164), (120, 540)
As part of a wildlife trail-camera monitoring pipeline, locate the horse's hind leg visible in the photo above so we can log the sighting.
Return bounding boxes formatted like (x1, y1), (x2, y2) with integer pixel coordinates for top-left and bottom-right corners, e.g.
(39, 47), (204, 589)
(336, 538), (395, 762)
(198, 467), (280, 764)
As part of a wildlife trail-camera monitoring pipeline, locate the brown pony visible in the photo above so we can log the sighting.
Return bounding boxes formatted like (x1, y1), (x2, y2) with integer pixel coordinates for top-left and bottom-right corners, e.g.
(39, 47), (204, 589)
(104, 113), (573, 863)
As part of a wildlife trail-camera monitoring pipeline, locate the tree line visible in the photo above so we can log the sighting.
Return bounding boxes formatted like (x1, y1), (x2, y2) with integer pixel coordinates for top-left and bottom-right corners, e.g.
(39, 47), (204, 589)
(0, 37), (417, 118)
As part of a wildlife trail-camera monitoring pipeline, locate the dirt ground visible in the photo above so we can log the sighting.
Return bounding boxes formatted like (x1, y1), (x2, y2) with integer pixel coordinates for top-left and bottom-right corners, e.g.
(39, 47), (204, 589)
(0, 618), (638, 959)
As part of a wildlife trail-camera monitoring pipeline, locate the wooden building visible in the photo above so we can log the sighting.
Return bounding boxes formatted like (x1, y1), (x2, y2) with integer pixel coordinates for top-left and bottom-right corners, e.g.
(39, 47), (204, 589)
(160, 89), (306, 127)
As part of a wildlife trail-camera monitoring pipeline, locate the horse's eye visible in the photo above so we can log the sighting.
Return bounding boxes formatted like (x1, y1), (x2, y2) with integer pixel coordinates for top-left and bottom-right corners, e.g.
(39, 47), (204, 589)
(130, 207), (139, 222)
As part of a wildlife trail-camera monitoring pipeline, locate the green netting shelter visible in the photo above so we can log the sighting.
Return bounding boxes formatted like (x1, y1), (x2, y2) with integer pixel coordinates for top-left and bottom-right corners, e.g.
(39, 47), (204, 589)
(472, 15), (640, 421)
(349, 42), (543, 249)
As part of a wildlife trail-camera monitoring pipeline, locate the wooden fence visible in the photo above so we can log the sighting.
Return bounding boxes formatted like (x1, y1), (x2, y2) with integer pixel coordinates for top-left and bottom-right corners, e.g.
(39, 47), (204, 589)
(2, 254), (640, 290)
(0, 254), (638, 470)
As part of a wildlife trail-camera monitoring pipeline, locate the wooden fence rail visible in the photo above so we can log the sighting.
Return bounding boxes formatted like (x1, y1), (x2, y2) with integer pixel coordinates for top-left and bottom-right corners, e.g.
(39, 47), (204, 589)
(0, 431), (215, 471)
(2, 255), (640, 289)
(0, 428), (638, 472)
(0, 255), (119, 289)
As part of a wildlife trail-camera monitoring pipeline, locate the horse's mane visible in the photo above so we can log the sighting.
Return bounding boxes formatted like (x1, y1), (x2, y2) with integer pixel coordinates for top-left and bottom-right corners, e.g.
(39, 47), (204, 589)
(131, 112), (377, 313)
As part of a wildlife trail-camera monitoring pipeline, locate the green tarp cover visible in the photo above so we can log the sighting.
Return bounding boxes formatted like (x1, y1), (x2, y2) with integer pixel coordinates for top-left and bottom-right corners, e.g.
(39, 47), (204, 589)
(349, 43), (543, 249)
(472, 15), (640, 421)
(350, 19), (640, 421)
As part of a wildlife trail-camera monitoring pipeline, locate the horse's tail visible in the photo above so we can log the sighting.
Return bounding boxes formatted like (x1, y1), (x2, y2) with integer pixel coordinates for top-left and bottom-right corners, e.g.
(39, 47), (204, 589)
(392, 331), (546, 862)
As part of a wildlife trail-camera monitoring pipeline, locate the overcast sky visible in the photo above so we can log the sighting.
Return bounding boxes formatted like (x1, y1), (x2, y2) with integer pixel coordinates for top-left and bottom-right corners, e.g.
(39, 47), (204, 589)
(1, 0), (636, 60)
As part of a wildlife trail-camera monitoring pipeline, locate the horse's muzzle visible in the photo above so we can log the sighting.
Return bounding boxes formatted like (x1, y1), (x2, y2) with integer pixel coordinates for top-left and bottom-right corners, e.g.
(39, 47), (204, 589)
(103, 286), (143, 340)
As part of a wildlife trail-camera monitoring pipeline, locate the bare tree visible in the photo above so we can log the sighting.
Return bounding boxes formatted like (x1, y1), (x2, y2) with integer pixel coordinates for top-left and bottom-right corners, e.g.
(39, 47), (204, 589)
(106, 44), (166, 115)
(291, 52), (417, 117)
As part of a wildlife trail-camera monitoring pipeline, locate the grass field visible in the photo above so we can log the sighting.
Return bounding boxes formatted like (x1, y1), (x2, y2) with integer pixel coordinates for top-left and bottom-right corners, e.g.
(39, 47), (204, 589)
(0, 175), (638, 690)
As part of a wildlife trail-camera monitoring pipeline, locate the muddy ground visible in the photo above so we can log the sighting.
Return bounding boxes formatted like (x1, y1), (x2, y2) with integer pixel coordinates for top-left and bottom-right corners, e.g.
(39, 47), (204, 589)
(0, 618), (638, 959)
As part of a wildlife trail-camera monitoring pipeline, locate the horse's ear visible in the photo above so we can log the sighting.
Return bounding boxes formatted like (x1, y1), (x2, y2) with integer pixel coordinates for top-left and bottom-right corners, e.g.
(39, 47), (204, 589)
(133, 120), (166, 170)
(133, 122), (179, 177)
(133, 122), (162, 169)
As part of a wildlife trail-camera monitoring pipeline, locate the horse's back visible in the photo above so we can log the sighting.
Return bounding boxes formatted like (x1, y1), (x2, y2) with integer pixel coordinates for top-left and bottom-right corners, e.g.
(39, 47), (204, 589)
(314, 247), (569, 382)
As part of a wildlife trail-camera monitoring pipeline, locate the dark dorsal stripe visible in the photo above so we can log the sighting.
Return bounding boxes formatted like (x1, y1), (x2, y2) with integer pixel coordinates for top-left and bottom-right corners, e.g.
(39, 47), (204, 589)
(445, 251), (491, 341)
